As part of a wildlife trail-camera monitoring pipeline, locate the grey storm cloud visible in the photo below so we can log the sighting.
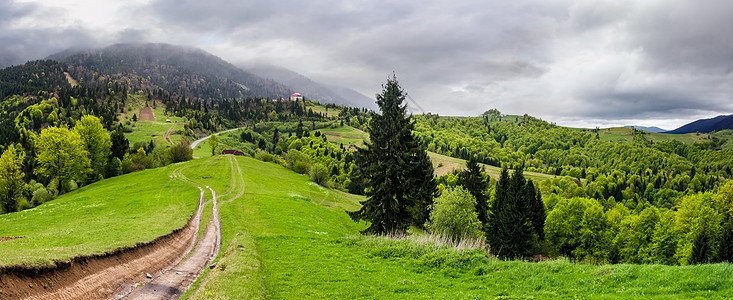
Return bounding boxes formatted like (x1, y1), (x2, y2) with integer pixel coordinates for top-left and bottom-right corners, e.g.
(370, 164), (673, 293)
(0, 0), (96, 67)
(2, 0), (733, 129)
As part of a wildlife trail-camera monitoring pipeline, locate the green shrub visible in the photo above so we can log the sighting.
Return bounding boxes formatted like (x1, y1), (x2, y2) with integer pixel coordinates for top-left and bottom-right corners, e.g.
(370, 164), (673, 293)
(47, 178), (59, 196)
(32, 187), (53, 205)
(285, 149), (310, 174)
(292, 161), (310, 175)
(255, 150), (275, 162)
(106, 157), (123, 177)
(426, 186), (484, 242)
(165, 139), (193, 164)
(63, 180), (78, 193)
(310, 163), (330, 186)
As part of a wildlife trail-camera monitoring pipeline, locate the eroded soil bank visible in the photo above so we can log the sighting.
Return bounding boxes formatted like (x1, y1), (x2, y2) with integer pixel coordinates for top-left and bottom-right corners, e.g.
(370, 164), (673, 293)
(0, 191), (204, 300)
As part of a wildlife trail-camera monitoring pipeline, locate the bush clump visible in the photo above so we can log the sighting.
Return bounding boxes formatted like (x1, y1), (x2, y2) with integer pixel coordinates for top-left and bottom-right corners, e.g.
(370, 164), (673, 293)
(426, 186), (484, 243)
(310, 163), (330, 187)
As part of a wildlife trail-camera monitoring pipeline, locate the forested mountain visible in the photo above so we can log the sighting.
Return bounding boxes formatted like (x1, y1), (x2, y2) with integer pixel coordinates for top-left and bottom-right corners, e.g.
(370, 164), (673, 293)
(0, 44), (360, 215)
(49, 43), (293, 101)
(666, 114), (733, 134)
(244, 63), (376, 109)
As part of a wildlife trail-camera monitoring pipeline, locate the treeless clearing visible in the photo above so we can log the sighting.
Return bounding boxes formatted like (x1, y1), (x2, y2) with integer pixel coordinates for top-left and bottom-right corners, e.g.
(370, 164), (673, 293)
(63, 72), (78, 87)
(139, 107), (155, 121)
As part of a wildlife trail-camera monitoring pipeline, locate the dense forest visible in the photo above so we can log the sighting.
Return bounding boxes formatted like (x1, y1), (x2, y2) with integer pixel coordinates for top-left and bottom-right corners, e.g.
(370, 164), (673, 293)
(409, 111), (733, 265)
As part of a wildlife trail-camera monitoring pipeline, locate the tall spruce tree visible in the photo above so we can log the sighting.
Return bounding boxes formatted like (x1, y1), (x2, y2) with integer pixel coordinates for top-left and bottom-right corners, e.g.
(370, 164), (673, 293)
(689, 227), (711, 264)
(718, 220), (733, 262)
(348, 75), (437, 234)
(488, 166), (538, 259)
(458, 155), (489, 231)
(488, 168), (510, 254)
(525, 179), (546, 240)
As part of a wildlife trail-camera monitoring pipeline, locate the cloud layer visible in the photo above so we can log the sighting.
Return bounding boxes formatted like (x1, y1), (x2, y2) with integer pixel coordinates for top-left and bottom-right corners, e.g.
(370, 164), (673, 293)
(2, 0), (732, 129)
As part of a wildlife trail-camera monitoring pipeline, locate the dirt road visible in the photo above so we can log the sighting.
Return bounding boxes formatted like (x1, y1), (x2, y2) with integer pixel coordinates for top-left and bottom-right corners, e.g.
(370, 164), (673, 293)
(189, 127), (245, 150)
(164, 126), (175, 145)
(123, 186), (221, 299)
(0, 185), (205, 300)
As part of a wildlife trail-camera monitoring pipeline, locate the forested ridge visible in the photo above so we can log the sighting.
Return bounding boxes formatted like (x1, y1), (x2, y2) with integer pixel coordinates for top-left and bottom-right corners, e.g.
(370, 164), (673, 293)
(413, 111), (733, 265)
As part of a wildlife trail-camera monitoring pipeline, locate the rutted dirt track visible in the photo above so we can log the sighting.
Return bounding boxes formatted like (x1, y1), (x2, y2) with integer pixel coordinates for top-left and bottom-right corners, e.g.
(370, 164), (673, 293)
(0, 185), (205, 299)
(164, 126), (175, 145)
(123, 185), (221, 299)
(0, 164), (226, 300)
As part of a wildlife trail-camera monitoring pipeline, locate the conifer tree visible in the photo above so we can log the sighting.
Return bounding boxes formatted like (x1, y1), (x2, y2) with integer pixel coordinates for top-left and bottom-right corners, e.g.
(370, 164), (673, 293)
(718, 220), (733, 262)
(689, 228), (711, 264)
(488, 167), (510, 254)
(110, 125), (129, 160)
(526, 179), (546, 240)
(348, 75), (437, 234)
(458, 155), (489, 230)
(488, 166), (538, 259)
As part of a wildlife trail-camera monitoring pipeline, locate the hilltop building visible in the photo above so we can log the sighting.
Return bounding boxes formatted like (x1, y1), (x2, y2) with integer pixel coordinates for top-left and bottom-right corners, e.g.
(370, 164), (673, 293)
(290, 92), (303, 101)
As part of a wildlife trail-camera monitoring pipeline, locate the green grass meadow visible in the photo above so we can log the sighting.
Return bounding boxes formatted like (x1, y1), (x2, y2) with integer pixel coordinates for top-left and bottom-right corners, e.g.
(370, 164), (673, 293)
(0, 163), (200, 266)
(2, 152), (732, 298)
(180, 156), (733, 299)
(428, 151), (555, 182)
(319, 125), (369, 148)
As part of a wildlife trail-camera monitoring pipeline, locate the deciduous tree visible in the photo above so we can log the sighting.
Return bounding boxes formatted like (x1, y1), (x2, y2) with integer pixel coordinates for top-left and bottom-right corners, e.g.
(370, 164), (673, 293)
(0, 144), (29, 213)
(75, 115), (111, 182)
(426, 186), (483, 242)
(209, 134), (219, 156)
(35, 126), (90, 191)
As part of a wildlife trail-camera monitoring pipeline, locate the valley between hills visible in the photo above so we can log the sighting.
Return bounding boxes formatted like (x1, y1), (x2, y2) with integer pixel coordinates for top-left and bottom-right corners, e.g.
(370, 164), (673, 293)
(0, 43), (732, 299)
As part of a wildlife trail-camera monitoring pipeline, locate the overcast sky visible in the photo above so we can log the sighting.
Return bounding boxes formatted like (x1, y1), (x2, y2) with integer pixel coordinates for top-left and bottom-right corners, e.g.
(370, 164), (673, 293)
(2, 0), (733, 129)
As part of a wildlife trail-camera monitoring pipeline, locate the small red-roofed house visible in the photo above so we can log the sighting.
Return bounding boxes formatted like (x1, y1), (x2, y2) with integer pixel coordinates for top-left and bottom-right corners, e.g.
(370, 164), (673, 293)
(290, 92), (303, 101)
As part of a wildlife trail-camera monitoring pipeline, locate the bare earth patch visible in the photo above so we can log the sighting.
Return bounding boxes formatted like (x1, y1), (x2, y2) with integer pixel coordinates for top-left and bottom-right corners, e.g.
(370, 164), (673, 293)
(0, 236), (24, 242)
(139, 107), (155, 121)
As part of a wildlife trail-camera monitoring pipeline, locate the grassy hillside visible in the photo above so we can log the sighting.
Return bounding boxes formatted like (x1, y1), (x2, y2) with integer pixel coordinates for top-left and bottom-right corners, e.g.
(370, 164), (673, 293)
(319, 125), (369, 148)
(0, 161), (212, 266)
(180, 155), (733, 299)
(428, 151), (555, 182)
(591, 126), (720, 145)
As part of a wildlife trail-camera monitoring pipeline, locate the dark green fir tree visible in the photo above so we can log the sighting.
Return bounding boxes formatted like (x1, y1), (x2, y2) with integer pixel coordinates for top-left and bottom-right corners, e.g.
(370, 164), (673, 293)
(718, 220), (733, 263)
(348, 75), (437, 234)
(488, 166), (538, 259)
(689, 227), (711, 265)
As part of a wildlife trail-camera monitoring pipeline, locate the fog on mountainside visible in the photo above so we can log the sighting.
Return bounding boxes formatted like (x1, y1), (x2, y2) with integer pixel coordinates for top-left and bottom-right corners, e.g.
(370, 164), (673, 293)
(49, 43), (293, 101)
(243, 63), (377, 110)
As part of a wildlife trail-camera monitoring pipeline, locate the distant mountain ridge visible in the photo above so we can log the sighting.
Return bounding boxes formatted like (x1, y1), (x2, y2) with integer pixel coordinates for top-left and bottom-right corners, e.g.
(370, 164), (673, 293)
(665, 114), (733, 134)
(243, 64), (376, 110)
(48, 43), (293, 100)
(625, 125), (667, 133)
